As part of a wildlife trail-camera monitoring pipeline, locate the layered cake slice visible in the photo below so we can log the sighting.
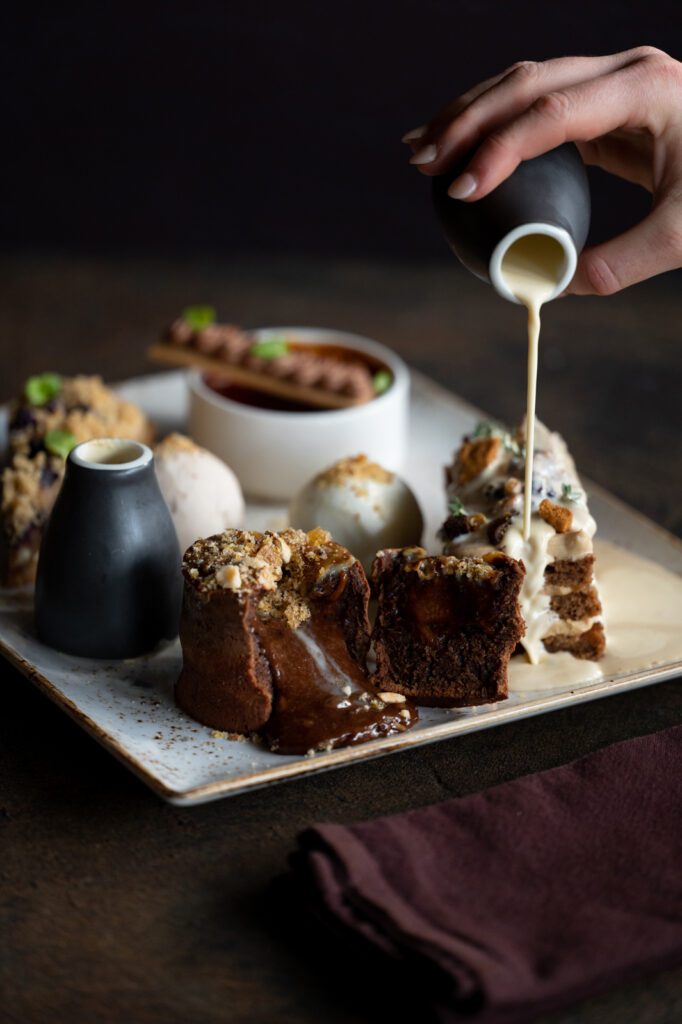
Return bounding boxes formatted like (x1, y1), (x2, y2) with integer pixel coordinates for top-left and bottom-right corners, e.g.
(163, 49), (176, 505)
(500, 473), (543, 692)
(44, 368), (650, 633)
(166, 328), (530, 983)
(371, 548), (525, 706)
(1, 374), (153, 586)
(440, 420), (605, 663)
(176, 527), (417, 754)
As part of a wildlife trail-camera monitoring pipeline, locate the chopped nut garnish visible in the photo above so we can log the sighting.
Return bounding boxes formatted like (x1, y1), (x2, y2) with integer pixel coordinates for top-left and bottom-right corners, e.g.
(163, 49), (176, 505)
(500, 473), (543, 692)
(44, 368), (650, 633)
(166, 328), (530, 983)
(399, 709), (411, 720)
(457, 436), (502, 485)
(377, 691), (407, 703)
(539, 499), (573, 534)
(315, 453), (394, 488)
(306, 526), (333, 547)
(216, 564), (241, 590)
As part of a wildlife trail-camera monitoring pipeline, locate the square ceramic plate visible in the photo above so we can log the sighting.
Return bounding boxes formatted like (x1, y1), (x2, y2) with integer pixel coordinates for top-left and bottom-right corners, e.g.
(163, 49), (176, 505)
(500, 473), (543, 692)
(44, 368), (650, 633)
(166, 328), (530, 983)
(2, 370), (681, 805)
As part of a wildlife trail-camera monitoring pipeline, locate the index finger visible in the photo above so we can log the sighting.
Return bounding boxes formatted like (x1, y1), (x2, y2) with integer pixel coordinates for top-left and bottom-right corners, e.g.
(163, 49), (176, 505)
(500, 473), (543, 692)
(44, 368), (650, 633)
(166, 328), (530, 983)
(446, 63), (649, 201)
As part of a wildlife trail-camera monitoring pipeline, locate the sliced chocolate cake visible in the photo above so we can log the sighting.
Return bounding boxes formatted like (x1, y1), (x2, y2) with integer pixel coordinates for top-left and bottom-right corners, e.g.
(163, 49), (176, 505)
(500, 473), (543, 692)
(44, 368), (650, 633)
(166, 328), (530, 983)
(176, 527), (417, 754)
(371, 548), (525, 706)
(440, 420), (605, 663)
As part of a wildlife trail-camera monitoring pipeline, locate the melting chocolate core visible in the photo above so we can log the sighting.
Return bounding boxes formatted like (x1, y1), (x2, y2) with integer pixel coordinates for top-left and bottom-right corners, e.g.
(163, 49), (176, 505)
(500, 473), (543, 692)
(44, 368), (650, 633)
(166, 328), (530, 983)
(255, 605), (417, 755)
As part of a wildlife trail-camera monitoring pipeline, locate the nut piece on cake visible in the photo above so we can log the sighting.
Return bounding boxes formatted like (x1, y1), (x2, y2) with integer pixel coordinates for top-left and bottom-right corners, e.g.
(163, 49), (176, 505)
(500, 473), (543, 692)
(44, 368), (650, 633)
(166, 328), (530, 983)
(1, 374), (154, 587)
(176, 528), (418, 754)
(371, 547), (525, 706)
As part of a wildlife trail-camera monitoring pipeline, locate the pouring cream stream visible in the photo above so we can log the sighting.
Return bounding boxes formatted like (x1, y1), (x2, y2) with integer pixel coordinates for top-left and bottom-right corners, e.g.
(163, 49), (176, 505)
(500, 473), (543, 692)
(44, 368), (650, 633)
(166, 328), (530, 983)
(499, 233), (566, 540)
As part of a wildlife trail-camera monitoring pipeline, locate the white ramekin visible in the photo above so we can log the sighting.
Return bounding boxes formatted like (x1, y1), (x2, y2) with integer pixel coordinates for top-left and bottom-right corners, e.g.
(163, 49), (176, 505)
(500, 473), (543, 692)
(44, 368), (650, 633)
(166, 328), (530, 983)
(187, 327), (410, 501)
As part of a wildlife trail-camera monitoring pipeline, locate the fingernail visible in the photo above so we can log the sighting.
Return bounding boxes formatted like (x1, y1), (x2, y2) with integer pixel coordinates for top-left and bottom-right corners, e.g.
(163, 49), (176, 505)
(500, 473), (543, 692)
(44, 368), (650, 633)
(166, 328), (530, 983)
(409, 144), (438, 166)
(401, 125), (427, 143)
(447, 172), (477, 199)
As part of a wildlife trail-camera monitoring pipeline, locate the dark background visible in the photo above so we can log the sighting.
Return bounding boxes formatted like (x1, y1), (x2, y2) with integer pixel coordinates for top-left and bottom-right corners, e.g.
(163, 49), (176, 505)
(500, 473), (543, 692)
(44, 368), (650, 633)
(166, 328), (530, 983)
(5, 1), (682, 261)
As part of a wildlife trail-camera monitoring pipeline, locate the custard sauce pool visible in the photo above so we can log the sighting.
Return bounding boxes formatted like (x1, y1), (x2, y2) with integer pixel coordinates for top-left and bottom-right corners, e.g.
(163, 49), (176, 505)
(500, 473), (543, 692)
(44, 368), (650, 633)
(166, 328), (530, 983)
(509, 540), (682, 693)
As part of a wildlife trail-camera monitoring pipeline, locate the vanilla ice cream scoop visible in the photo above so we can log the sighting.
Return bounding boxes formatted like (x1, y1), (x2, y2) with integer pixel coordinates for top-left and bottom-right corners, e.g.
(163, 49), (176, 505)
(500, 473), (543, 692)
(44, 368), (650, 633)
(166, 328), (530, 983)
(154, 433), (245, 554)
(288, 454), (423, 571)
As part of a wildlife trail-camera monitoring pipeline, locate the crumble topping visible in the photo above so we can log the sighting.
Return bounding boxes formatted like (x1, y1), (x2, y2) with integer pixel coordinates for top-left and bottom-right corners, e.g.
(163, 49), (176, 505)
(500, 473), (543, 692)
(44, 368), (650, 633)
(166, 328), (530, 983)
(397, 546), (497, 581)
(315, 454), (394, 489)
(539, 498), (573, 534)
(457, 436), (502, 485)
(154, 432), (200, 456)
(9, 374), (153, 456)
(1, 373), (154, 586)
(1, 453), (64, 539)
(183, 527), (356, 630)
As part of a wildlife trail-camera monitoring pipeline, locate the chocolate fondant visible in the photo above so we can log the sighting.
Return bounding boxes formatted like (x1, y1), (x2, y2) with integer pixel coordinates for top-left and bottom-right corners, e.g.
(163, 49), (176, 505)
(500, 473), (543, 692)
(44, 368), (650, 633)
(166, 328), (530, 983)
(176, 528), (417, 753)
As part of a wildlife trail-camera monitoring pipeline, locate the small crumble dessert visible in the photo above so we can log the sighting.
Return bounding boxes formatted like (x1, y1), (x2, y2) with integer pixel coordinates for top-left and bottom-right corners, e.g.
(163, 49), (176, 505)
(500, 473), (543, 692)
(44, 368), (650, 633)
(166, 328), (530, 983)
(440, 419), (605, 663)
(176, 527), (418, 754)
(289, 454), (423, 571)
(371, 547), (525, 706)
(1, 373), (154, 586)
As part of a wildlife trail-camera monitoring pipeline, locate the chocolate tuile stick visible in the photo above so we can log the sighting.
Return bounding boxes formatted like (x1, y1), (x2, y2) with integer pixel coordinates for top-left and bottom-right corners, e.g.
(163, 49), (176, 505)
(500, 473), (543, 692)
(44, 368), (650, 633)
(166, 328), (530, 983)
(147, 342), (371, 411)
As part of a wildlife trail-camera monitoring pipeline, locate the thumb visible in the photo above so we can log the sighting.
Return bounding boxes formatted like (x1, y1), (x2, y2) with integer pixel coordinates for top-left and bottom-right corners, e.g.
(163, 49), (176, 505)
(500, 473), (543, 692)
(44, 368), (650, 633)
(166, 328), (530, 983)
(568, 200), (682, 295)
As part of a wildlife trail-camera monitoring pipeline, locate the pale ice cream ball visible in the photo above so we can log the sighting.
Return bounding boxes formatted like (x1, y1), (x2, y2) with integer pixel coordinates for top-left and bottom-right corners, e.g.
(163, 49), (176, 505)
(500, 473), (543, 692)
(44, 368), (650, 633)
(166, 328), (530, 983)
(154, 433), (245, 554)
(288, 454), (423, 572)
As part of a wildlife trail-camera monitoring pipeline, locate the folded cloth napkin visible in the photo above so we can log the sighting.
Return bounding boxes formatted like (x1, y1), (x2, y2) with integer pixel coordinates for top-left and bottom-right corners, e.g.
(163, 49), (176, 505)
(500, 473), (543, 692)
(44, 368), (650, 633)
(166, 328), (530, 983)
(294, 725), (682, 1024)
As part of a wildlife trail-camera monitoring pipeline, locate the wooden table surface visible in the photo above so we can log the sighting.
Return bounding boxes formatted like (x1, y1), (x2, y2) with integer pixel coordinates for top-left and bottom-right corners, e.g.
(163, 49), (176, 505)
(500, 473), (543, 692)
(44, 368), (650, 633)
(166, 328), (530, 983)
(2, 253), (682, 1024)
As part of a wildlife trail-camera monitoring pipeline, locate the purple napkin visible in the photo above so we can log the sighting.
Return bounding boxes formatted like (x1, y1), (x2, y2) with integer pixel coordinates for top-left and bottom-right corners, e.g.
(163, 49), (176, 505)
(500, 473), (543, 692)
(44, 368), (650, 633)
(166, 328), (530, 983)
(295, 726), (682, 1023)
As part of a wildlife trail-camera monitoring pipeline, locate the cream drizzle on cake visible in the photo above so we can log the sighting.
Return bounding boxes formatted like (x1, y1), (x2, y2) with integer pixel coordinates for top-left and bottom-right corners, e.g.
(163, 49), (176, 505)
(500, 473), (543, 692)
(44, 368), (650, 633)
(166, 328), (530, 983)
(500, 233), (566, 541)
(441, 420), (603, 664)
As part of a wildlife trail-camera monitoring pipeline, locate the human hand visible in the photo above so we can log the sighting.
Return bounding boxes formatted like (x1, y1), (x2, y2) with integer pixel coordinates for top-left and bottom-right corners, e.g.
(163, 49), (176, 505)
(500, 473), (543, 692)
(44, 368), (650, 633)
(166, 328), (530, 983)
(403, 48), (682, 295)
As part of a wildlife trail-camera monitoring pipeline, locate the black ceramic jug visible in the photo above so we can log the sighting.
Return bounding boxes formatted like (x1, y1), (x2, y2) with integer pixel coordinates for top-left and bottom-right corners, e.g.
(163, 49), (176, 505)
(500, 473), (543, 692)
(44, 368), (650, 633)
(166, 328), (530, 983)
(35, 438), (182, 658)
(432, 142), (591, 302)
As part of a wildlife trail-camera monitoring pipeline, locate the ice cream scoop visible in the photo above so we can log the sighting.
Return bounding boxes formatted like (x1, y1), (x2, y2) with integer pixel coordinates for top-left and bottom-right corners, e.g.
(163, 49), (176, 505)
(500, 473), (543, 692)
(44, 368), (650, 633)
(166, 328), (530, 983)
(154, 433), (245, 554)
(288, 454), (423, 572)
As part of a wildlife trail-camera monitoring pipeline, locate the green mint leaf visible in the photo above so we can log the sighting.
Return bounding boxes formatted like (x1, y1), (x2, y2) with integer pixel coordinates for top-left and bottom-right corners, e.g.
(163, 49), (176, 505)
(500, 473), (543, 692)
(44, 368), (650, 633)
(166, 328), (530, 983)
(44, 429), (77, 459)
(471, 420), (521, 457)
(448, 497), (467, 516)
(372, 370), (392, 395)
(24, 372), (62, 406)
(561, 482), (583, 503)
(182, 305), (216, 331)
(249, 339), (289, 360)
(504, 435), (523, 458)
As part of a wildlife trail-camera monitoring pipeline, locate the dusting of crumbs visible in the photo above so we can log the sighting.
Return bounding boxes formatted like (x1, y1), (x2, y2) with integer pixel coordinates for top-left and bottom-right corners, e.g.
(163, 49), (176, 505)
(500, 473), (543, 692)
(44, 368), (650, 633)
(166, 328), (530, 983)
(183, 526), (356, 630)
(314, 453), (394, 489)
(398, 546), (497, 581)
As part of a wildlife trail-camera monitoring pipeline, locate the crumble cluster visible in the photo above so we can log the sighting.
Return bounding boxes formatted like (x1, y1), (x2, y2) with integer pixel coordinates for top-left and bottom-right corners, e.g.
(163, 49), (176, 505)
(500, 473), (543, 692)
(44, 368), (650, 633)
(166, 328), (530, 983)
(314, 454), (394, 489)
(182, 527), (355, 630)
